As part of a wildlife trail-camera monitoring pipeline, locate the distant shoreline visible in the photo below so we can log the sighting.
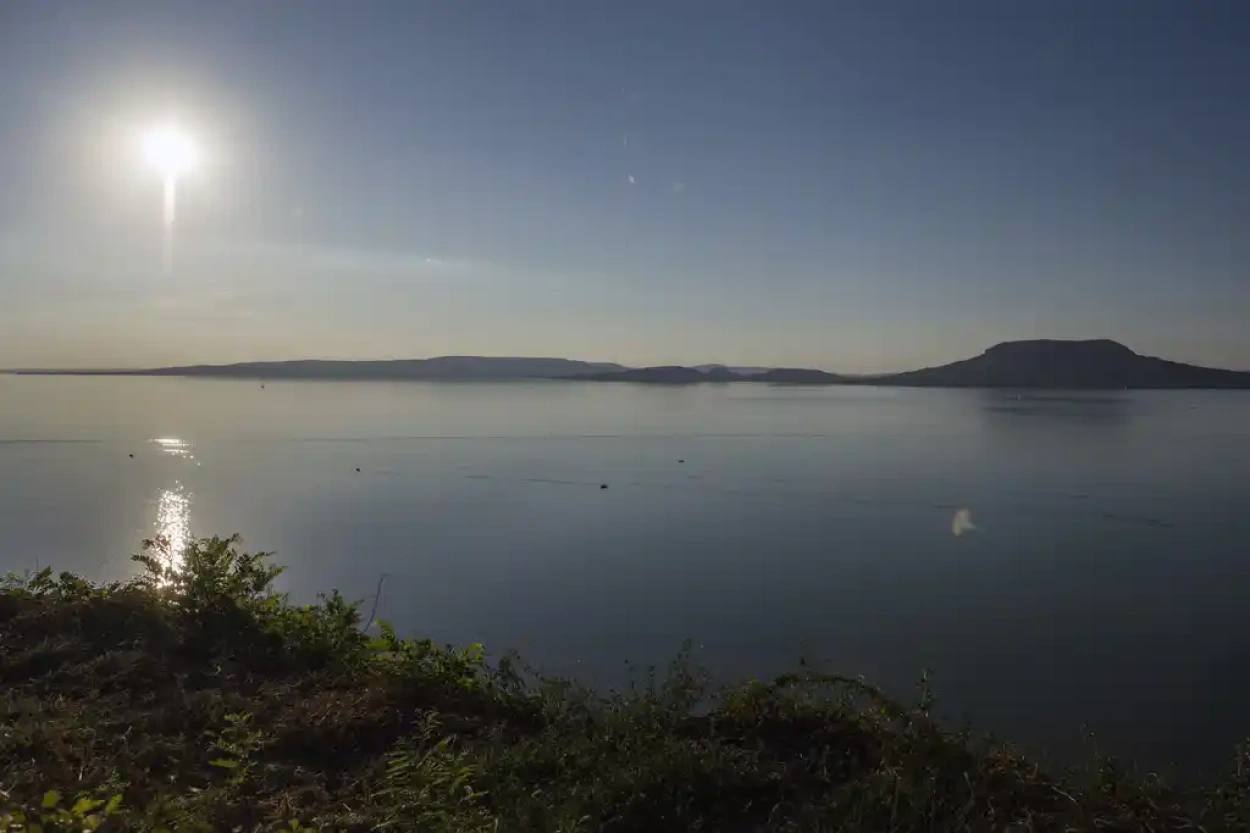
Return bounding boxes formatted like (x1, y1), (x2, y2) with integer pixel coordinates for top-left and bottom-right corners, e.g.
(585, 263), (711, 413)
(8, 369), (1250, 390)
(6, 339), (1250, 389)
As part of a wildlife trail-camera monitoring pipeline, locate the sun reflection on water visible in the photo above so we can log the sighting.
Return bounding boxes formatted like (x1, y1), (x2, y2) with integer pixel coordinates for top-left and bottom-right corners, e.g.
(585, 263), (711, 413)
(154, 483), (192, 574)
(153, 437), (194, 459)
(148, 437), (195, 577)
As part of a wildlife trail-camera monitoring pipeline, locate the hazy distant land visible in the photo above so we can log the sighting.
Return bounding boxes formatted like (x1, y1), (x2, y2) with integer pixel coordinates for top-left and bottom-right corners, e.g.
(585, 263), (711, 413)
(8, 340), (1250, 389)
(8, 356), (623, 381)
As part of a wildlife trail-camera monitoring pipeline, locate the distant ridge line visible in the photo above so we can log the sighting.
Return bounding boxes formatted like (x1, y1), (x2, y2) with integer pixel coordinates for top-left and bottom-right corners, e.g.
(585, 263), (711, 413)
(6, 340), (1250, 389)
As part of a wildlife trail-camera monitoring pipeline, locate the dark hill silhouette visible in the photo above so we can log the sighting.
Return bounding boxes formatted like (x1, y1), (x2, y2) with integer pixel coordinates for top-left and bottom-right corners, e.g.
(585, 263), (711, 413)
(22, 357), (625, 381)
(578, 365), (844, 384)
(693, 364), (775, 375)
(874, 339), (1250, 389)
(750, 367), (844, 384)
(579, 366), (714, 383)
(9, 340), (1247, 389)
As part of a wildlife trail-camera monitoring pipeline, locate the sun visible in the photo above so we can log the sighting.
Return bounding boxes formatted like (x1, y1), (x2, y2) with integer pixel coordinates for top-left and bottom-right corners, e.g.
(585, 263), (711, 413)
(142, 124), (199, 177)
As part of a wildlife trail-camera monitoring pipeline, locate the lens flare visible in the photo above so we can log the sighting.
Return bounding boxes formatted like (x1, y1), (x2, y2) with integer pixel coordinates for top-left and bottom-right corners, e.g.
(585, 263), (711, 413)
(140, 124), (199, 274)
(142, 125), (199, 177)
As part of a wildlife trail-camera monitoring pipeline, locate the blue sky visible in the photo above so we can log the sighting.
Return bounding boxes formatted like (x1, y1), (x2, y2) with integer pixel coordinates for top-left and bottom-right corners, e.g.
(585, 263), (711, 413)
(1, 1), (1247, 372)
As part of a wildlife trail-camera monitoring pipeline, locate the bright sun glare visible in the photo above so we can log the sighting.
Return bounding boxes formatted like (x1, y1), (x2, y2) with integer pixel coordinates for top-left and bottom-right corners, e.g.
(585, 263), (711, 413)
(142, 124), (199, 177)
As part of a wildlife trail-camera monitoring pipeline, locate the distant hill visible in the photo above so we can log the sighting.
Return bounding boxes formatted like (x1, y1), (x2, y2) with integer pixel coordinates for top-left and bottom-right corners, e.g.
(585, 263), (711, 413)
(750, 367), (844, 384)
(10, 340), (1248, 389)
(873, 339), (1250, 389)
(579, 366), (721, 383)
(12, 357), (625, 381)
(692, 364), (776, 375)
(578, 365), (845, 384)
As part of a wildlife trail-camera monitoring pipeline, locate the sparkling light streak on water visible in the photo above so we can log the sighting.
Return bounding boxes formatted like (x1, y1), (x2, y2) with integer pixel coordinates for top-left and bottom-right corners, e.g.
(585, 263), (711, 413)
(154, 482), (192, 576)
(149, 438), (194, 579)
(153, 437), (194, 459)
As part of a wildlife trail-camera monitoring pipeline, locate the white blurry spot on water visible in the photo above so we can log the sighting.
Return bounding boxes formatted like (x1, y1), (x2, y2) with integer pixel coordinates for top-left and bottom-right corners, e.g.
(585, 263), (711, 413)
(951, 507), (977, 537)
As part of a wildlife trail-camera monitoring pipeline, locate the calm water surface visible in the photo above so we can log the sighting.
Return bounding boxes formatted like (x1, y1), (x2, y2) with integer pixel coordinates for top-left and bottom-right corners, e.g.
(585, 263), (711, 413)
(2, 376), (1249, 773)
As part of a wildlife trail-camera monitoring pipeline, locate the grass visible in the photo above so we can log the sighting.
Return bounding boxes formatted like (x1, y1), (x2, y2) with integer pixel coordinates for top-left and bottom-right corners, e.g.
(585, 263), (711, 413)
(1, 535), (1247, 832)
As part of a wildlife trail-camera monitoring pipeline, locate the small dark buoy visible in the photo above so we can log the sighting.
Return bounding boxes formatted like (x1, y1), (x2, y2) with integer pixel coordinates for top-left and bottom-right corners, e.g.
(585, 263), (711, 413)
(355, 467), (361, 472)
(678, 459), (685, 463)
(600, 483), (608, 489)
(128, 453), (134, 458)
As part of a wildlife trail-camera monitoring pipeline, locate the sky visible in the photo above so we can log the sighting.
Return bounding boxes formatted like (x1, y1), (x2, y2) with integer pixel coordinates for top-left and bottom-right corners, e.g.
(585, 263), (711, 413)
(1, 1), (1248, 373)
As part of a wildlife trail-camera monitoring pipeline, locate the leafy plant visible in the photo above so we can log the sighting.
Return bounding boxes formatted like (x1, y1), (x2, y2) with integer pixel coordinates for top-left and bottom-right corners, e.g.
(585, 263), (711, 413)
(206, 711), (266, 788)
(132, 534), (283, 614)
(377, 712), (492, 831)
(368, 619), (487, 690)
(0, 790), (122, 832)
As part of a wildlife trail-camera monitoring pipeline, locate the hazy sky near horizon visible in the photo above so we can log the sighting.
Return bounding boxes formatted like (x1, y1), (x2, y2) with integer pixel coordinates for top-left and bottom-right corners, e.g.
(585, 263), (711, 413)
(1, 1), (1248, 372)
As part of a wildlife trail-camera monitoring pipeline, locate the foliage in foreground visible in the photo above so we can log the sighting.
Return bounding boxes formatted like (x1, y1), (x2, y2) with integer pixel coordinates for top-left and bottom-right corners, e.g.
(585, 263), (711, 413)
(1, 535), (1247, 832)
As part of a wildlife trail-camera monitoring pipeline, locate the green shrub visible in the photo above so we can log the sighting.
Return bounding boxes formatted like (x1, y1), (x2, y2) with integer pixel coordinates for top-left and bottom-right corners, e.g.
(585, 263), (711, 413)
(0, 790), (122, 833)
(0, 534), (1247, 831)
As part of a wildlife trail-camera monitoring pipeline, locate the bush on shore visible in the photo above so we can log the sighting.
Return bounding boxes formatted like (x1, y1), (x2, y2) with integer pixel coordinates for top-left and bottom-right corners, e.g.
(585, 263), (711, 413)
(1, 534), (1247, 832)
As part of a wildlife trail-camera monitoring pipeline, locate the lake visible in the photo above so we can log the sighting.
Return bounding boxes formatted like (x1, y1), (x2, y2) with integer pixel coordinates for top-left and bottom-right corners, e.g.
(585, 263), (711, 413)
(2, 375), (1249, 774)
